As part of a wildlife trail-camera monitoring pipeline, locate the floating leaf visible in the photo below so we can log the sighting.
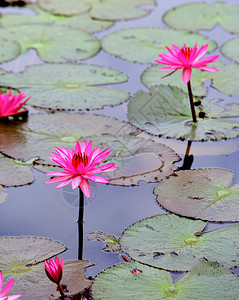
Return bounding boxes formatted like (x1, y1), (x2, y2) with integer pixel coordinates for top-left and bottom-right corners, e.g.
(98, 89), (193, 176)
(87, 231), (120, 252)
(102, 28), (217, 64)
(210, 62), (239, 95)
(0, 113), (179, 186)
(221, 37), (239, 64)
(90, 0), (156, 21)
(163, 2), (239, 34)
(92, 261), (239, 299)
(128, 85), (239, 141)
(38, 0), (91, 16)
(0, 236), (92, 298)
(0, 153), (35, 187)
(0, 7), (114, 33)
(0, 64), (129, 110)
(142, 66), (207, 96)
(38, 0), (156, 20)
(120, 214), (239, 271)
(0, 24), (100, 63)
(0, 185), (7, 204)
(0, 39), (20, 63)
(154, 168), (239, 222)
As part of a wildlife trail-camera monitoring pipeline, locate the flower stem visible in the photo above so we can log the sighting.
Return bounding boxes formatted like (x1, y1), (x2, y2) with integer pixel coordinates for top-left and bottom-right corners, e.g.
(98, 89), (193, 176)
(187, 81), (197, 123)
(78, 188), (84, 260)
(58, 283), (65, 298)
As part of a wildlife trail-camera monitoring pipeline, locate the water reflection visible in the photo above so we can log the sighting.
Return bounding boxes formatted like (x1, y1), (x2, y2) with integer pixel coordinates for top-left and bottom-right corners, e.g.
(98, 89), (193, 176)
(179, 141), (194, 170)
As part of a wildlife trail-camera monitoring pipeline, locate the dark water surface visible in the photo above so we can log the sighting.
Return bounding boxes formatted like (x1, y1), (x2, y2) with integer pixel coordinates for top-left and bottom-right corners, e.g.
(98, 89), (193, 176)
(0, 0), (239, 283)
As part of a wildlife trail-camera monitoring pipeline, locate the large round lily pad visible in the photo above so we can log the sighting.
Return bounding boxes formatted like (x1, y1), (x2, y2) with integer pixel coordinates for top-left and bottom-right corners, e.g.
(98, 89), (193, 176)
(120, 214), (239, 271)
(221, 37), (239, 64)
(163, 2), (239, 34)
(0, 113), (179, 186)
(154, 168), (239, 222)
(0, 7), (114, 33)
(128, 85), (239, 141)
(0, 64), (129, 110)
(102, 28), (217, 64)
(0, 153), (36, 187)
(92, 260), (239, 299)
(0, 24), (100, 63)
(38, 0), (156, 20)
(0, 236), (92, 299)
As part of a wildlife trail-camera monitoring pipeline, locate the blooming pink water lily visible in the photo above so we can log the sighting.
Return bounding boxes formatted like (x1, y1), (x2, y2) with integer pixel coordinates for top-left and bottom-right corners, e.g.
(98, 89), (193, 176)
(155, 43), (219, 84)
(0, 89), (31, 118)
(45, 140), (118, 198)
(44, 256), (63, 285)
(0, 272), (21, 300)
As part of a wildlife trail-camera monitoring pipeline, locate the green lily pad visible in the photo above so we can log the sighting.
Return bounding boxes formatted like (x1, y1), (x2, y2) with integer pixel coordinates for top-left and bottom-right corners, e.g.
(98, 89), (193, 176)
(38, 0), (156, 20)
(0, 24), (100, 63)
(0, 113), (179, 186)
(221, 37), (239, 64)
(0, 39), (20, 63)
(0, 64), (129, 110)
(142, 66), (207, 97)
(128, 85), (239, 141)
(102, 28), (217, 64)
(0, 7), (114, 33)
(90, 0), (156, 21)
(0, 236), (92, 298)
(38, 0), (91, 16)
(0, 153), (35, 187)
(120, 214), (239, 271)
(92, 261), (239, 300)
(0, 186), (8, 204)
(154, 168), (239, 222)
(87, 231), (120, 252)
(163, 2), (239, 34)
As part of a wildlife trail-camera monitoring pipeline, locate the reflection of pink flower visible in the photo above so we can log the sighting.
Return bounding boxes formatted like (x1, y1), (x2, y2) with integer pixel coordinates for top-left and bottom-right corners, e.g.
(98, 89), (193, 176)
(0, 89), (30, 118)
(155, 43), (219, 84)
(45, 140), (118, 198)
(0, 272), (21, 300)
(44, 257), (63, 285)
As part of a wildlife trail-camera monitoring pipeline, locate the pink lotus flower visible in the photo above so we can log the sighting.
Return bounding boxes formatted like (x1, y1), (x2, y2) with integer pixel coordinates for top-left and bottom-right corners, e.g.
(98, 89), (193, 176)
(0, 272), (21, 300)
(0, 89), (30, 118)
(44, 256), (63, 285)
(45, 140), (118, 198)
(155, 43), (219, 84)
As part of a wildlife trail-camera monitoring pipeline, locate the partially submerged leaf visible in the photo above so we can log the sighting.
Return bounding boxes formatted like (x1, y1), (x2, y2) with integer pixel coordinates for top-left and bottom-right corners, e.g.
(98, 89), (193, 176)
(0, 113), (179, 186)
(0, 7), (114, 33)
(0, 153), (35, 186)
(0, 185), (8, 204)
(0, 64), (129, 110)
(102, 27), (217, 64)
(87, 231), (120, 252)
(0, 24), (100, 63)
(154, 168), (239, 222)
(92, 260), (239, 299)
(163, 2), (239, 34)
(120, 214), (239, 271)
(128, 85), (239, 141)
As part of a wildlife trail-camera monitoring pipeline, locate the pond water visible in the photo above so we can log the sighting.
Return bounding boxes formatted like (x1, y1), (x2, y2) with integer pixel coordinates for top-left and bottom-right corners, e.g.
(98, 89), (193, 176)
(0, 0), (239, 298)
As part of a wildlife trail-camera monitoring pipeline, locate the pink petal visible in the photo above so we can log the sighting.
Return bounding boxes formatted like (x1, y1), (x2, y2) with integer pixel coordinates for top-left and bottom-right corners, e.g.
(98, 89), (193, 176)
(182, 67), (192, 84)
(1, 279), (14, 297)
(79, 178), (91, 198)
(71, 176), (82, 189)
(83, 174), (109, 184)
(56, 179), (73, 189)
(198, 66), (219, 72)
(90, 163), (118, 174)
(193, 55), (219, 67)
(0, 272), (3, 292)
(193, 44), (208, 62)
(7, 294), (22, 300)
